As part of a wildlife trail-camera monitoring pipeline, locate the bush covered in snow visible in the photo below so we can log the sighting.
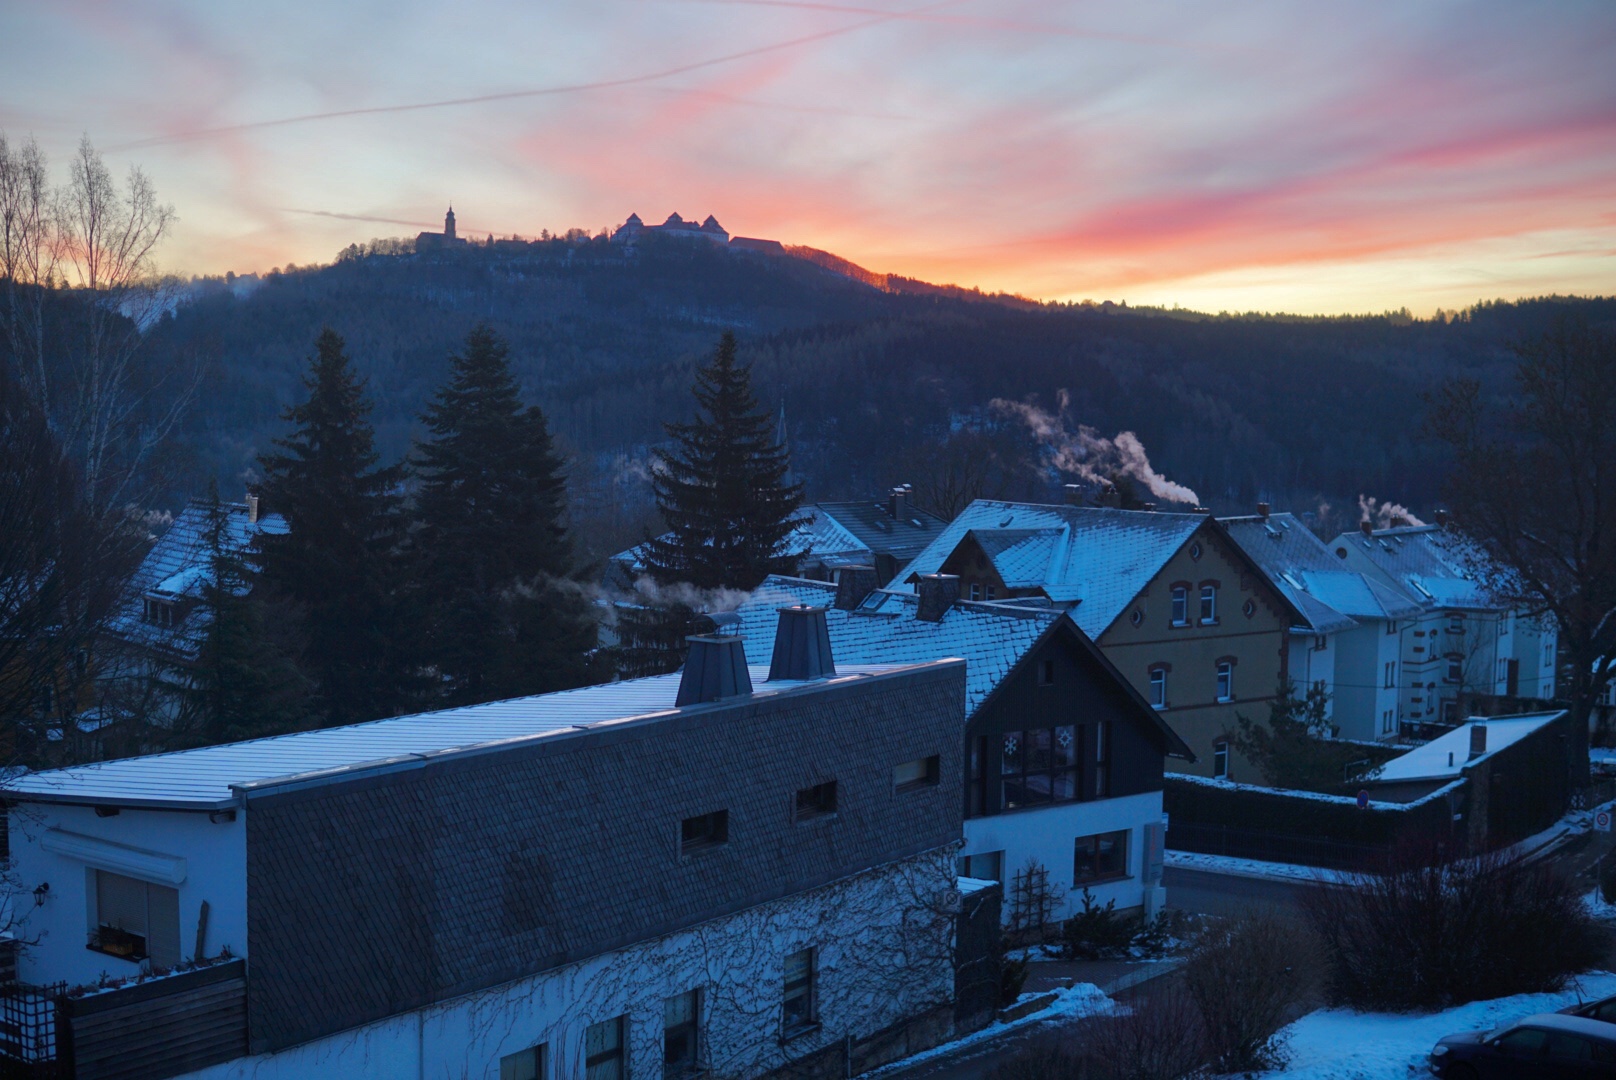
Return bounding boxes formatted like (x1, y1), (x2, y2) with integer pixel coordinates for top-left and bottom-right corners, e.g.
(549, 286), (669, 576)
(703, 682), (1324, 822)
(1304, 847), (1607, 1011)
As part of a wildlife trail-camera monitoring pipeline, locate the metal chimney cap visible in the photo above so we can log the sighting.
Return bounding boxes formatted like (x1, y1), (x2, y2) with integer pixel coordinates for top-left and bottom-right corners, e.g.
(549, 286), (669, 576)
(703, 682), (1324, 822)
(768, 605), (836, 682)
(677, 635), (754, 707)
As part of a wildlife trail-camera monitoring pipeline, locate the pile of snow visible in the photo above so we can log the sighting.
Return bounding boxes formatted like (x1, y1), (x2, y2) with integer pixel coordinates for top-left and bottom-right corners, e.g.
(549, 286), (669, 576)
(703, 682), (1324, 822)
(1252, 972), (1616, 1078)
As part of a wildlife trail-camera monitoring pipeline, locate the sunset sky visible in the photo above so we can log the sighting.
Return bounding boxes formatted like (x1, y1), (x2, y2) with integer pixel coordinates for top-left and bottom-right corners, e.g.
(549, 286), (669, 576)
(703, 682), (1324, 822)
(2, 0), (1612, 314)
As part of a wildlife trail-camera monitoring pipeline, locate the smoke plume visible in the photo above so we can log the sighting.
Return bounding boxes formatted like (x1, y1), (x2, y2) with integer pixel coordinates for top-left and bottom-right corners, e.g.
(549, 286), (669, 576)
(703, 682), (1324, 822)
(991, 394), (1200, 506)
(1357, 494), (1425, 529)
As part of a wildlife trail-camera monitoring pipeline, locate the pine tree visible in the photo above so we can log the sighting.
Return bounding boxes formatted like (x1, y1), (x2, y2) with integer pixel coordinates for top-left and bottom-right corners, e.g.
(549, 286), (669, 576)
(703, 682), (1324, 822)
(621, 332), (803, 674)
(255, 328), (412, 725)
(177, 484), (311, 746)
(643, 331), (804, 589)
(413, 324), (597, 704)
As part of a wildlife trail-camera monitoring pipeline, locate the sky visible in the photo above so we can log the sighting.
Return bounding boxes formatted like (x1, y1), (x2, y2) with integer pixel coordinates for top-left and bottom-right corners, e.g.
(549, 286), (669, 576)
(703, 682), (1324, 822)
(2, 0), (1613, 314)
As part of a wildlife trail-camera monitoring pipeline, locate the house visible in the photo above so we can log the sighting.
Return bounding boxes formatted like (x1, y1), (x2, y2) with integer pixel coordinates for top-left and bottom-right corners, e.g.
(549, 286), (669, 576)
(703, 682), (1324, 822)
(1, 620), (977, 1079)
(731, 576), (1193, 929)
(89, 497), (288, 750)
(608, 486), (950, 589)
(1220, 509), (1424, 742)
(1327, 523), (1559, 733)
(890, 499), (1303, 782)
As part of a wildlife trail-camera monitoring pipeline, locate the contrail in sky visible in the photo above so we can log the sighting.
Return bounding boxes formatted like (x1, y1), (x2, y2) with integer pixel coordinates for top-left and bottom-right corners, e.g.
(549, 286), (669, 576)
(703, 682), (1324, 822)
(109, 2), (952, 152)
(281, 209), (443, 229)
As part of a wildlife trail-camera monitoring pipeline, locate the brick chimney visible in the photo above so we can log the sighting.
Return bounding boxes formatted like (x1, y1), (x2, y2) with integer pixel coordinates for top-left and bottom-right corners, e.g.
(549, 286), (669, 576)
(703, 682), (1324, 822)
(676, 636), (753, 706)
(888, 484), (912, 521)
(1257, 502), (1271, 520)
(834, 566), (879, 611)
(916, 574), (960, 622)
(245, 493), (260, 525)
(1064, 484), (1084, 506)
(1468, 722), (1487, 760)
(1435, 509), (1449, 528)
(768, 605), (836, 681)
(1359, 520), (1374, 537)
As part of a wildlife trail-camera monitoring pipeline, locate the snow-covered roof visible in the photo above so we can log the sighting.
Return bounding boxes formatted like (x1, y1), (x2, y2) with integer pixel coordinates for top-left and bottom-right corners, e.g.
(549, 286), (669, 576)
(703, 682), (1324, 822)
(106, 500), (288, 657)
(1220, 513), (1423, 633)
(1326, 525), (1503, 613)
(889, 501), (1209, 638)
(1372, 711), (1565, 782)
(2, 663), (926, 811)
(733, 578), (1060, 716)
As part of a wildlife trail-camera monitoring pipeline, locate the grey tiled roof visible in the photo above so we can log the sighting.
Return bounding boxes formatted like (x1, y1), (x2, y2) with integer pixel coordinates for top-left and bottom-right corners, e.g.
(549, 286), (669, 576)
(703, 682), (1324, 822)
(890, 501), (1208, 638)
(734, 578), (1061, 717)
(813, 499), (951, 565)
(1325, 525), (1502, 611)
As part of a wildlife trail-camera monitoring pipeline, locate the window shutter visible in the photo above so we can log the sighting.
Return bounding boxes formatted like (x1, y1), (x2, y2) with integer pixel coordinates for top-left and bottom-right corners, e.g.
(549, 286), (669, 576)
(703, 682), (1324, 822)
(96, 872), (148, 935)
(146, 883), (182, 968)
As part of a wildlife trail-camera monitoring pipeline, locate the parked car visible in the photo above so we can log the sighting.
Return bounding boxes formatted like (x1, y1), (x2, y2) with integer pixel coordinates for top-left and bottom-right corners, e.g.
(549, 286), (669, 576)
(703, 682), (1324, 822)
(1428, 1014), (1616, 1077)
(1562, 993), (1616, 1026)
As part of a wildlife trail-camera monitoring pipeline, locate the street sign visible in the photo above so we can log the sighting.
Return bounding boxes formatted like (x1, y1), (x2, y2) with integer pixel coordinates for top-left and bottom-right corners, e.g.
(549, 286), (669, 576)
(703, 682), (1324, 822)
(1356, 789), (1370, 810)
(1596, 809), (1612, 834)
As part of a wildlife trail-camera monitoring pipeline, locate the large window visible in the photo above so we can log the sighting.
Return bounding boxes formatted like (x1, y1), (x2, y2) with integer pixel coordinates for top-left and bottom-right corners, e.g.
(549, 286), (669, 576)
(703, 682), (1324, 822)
(1215, 661), (1233, 702)
(1074, 830), (1130, 885)
(793, 781), (837, 822)
(782, 948), (817, 1035)
(585, 1017), (626, 1080)
(957, 850), (1004, 882)
(1199, 585), (1217, 624)
(1000, 725), (1078, 809)
(1170, 587), (1189, 626)
(500, 1045), (546, 1080)
(90, 870), (180, 968)
(663, 990), (701, 1079)
(1148, 667), (1168, 708)
(894, 755), (940, 792)
(680, 810), (728, 855)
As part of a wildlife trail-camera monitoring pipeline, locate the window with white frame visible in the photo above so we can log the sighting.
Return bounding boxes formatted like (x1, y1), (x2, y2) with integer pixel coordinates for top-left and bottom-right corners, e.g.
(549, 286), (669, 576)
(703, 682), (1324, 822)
(1445, 655), (1462, 684)
(1381, 709), (1395, 735)
(1447, 614), (1463, 634)
(1386, 620), (1397, 635)
(1170, 587), (1189, 626)
(1213, 741), (1229, 779)
(90, 870), (181, 968)
(1199, 585), (1217, 624)
(1148, 666), (1167, 708)
(1073, 830), (1130, 885)
(1215, 661), (1234, 702)
(1384, 661), (1396, 689)
(968, 583), (983, 601)
(957, 850), (1004, 882)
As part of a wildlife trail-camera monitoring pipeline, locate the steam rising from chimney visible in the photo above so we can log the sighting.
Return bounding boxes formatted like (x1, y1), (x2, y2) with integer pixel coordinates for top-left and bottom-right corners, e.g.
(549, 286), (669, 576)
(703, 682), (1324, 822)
(1358, 494), (1425, 529)
(991, 392), (1200, 507)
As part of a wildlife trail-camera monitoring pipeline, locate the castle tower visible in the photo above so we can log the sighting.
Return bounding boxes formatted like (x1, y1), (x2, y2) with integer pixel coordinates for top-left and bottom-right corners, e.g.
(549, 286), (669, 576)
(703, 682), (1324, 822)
(444, 206), (457, 241)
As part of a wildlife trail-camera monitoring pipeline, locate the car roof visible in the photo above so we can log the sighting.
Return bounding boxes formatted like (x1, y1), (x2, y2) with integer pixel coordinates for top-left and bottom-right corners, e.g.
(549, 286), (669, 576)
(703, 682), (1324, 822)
(1509, 1014), (1616, 1041)
(1561, 993), (1616, 1015)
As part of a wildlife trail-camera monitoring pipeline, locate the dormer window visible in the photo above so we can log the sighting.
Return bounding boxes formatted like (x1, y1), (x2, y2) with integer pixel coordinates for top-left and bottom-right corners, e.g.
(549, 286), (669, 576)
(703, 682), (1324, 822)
(141, 596), (182, 629)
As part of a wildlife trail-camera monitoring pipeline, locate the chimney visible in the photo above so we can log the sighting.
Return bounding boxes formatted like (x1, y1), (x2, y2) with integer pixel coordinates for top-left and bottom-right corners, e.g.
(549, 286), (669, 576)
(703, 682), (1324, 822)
(1064, 484), (1084, 506)
(834, 566), (879, 611)
(916, 573), (960, 622)
(676, 635), (754, 706)
(768, 606), (836, 681)
(1359, 520), (1374, 537)
(888, 485), (911, 521)
(1468, 722), (1487, 760)
(1257, 502), (1271, 520)
(245, 493), (260, 525)
(1435, 508), (1449, 528)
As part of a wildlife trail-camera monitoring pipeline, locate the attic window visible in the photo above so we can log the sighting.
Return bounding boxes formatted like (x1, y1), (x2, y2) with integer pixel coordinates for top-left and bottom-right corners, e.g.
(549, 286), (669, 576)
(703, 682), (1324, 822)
(141, 597), (182, 629)
(1335, 547), (1348, 559)
(680, 810), (728, 855)
(1129, 608), (1143, 627)
(1242, 598), (1256, 618)
(1189, 541), (1203, 561)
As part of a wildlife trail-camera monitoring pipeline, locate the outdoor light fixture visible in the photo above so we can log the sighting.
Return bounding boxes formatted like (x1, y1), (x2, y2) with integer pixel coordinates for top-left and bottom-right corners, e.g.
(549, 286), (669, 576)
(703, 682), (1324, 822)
(33, 882), (49, 907)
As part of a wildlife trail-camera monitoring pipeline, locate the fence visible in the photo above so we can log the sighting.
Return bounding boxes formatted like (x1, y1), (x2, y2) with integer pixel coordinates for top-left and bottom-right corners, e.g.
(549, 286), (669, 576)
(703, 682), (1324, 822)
(0, 981), (66, 1080)
(1166, 821), (1394, 872)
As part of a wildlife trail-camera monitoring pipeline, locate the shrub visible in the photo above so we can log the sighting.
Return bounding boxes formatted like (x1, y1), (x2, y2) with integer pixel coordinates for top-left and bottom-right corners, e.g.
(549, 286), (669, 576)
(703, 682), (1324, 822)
(988, 985), (1208, 1080)
(999, 946), (1030, 1006)
(1303, 846), (1608, 1011)
(1601, 859), (1616, 905)
(1058, 889), (1138, 960)
(1183, 911), (1321, 1073)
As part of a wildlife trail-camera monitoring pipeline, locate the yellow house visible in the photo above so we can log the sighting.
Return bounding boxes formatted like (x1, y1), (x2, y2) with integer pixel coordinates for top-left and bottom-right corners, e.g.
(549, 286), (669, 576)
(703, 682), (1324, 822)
(893, 501), (1302, 780)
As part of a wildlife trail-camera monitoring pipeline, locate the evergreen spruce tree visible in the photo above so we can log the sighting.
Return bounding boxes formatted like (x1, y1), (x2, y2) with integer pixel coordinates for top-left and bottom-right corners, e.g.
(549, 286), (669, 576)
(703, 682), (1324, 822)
(255, 328), (412, 725)
(414, 324), (597, 704)
(178, 484), (311, 745)
(621, 332), (804, 674)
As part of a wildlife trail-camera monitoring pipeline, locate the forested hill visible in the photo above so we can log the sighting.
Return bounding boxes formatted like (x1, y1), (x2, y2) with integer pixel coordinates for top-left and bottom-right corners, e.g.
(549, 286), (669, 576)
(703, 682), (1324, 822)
(146, 232), (1615, 557)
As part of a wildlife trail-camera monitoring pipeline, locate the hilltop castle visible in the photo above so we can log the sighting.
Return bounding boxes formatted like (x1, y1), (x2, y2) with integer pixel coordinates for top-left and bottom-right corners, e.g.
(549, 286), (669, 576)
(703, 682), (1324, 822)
(612, 212), (730, 245)
(416, 206), (468, 251)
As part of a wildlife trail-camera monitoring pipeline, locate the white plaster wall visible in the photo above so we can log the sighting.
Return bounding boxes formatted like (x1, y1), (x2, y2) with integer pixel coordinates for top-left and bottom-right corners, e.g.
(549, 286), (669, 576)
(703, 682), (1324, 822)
(8, 803), (246, 988)
(961, 790), (1162, 920)
(1333, 621), (1401, 740)
(176, 850), (957, 1080)
(1286, 632), (1337, 722)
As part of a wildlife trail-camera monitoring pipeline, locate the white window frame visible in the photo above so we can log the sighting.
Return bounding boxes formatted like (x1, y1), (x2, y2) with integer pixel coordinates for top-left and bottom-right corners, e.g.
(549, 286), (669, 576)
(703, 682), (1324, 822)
(1148, 667), (1167, 708)
(1199, 585), (1217, 625)
(1215, 661), (1233, 702)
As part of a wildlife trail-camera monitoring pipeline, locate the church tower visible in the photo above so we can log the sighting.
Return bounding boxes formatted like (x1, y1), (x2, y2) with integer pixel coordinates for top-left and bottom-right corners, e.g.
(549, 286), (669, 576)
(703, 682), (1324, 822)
(444, 206), (457, 241)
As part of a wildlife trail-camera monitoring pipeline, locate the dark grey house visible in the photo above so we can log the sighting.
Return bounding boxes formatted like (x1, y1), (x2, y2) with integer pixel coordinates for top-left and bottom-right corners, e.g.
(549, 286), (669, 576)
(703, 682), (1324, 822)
(3, 619), (972, 1080)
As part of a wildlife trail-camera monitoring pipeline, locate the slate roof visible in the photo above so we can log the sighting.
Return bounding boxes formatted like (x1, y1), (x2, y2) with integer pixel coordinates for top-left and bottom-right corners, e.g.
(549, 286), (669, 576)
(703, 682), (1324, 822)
(1220, 513), (1423, 633)
(105, 500), (288, 658)
(733, 578), (1059, 716)
(1, 662), (917, 810)
(890, 501), (1209, 638)
(1326, 525), (1501, 612)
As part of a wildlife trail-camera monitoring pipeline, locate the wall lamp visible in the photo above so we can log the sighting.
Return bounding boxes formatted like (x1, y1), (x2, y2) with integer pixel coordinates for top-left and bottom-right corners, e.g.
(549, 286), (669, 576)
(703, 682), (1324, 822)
(33, 882), (49, 907)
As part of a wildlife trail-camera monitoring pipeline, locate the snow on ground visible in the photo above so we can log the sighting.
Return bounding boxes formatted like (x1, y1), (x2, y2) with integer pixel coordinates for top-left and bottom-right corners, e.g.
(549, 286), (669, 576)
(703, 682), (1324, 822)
(1251, 972), (1616, 1079)
(1165, 849), (1350, 884)
(859, 984), (1115, 1077)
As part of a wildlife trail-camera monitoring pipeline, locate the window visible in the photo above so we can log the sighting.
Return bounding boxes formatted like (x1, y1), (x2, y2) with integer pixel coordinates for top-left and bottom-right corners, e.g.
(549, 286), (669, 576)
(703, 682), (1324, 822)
(1546, 1031), (1593, 1062)
(664, 990), (701, 1079)
(957, 850), (1004, 882)
(680, 809), (728, 854)
(1312, 635), (1327, 652)
(1073, 830), (1129, 885)
(894, 755), (940, 792)
(1148, 667), (1167, 709)
(500, 1045), (546, 1080)
(1441, 700), (1458, 724)
(985, 585), (998, 601)
(1093, 722), (1110, 799)
(1386, 620), (1397, 635)
(968, 583), (983, 601)
(1241, 598), (1256, 618)
(968, 736), (987, 816)
(793, 781), (837, 821)
(1199, 585), (1217, 624)
(1445, 655), (1462, 684)
(1189, 541), (1203, 561)
(782, 948), (817, 1034)
(1215, 661), (1233, 702)
(141, 597), (180, 628)
(1001, 726), (1078, 809)
(1383, 661), (1396, 689)
(1381, 709), (1395, 735)
(1447, 614), (1463, 634)
(1493, 1027), (1547, 1055)
(90, 871), (180, 968)
(1129, 608), (1143, 627)
(1212, 741), (1229, 779)
(585, 1017), (627, 1080)
(1170, 587), (1188, 626)
(1037, 659), (1055, 686)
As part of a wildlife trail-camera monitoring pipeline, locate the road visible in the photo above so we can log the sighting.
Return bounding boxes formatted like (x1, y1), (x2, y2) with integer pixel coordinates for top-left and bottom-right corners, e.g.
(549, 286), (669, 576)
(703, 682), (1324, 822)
(1162, 865), (1315, 916)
